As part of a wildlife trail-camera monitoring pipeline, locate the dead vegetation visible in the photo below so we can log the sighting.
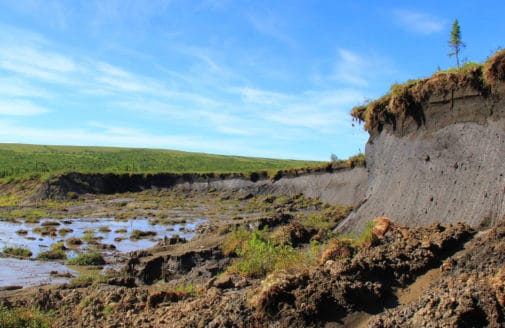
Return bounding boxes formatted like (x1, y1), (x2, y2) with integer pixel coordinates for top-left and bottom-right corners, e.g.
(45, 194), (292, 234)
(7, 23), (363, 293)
(352, 49), (505, 133)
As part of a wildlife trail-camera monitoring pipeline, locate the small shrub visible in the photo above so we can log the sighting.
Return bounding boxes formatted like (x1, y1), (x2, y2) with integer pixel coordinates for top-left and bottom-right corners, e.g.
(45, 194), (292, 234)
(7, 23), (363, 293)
(2, 246), (32, 258)
(67, 252), (105, 266)
(114, 228), (127, 234)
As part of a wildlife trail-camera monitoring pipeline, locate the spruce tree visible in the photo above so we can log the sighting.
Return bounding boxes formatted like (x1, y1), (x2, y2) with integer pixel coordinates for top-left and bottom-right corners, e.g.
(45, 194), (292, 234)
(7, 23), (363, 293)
(448, 19), (465, 67)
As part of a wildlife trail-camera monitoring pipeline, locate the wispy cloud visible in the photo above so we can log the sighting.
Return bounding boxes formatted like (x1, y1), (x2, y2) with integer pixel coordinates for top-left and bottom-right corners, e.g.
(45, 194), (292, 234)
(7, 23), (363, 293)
(233, 87), (364, 131)
(333, 49), (369, 87)
(393, 9), (445, 34)
(0, 119), (261, 156)
(0, 100), (50, 116)
(247, 12), (297, 47)
(312, 48), (396, 89)
(0, 77), (51, 98)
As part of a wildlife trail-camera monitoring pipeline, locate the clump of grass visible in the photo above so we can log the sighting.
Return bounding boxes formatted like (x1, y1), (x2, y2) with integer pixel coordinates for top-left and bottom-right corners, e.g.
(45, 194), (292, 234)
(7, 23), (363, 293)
(58, 228), (73, 236)
(66, 237), (83, 246)
(98, 226), (111, 233)
(16, 229), (28, 235)
(221, 225), (253, 256)
(82, 231), (96, 243)
(41, 221), (60, 227)
(114, 228), (127, 234)
(484, 49), (505, 83)
(37, 249), (66, 260)
(301, 205), (353, 236)
(2, 246), (32, 258)
(32, 226), (57, 237)
(130, 229), (157, 240)
(37, 242), (67, 260)
(175, 282), (197, 295)
(0, 306), (54, 328)
(226, 230), (315, 278)
(67, 252), (105, 266)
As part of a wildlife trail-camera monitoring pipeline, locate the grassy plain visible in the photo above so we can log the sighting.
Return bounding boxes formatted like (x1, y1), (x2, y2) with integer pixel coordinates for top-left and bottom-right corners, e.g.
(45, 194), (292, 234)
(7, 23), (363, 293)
(0, 143), (322, 180)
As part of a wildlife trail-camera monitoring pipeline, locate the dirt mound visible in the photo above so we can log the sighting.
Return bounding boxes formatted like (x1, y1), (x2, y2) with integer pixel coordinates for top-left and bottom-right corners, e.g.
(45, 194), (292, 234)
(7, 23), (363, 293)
(370, 220), (505, 327)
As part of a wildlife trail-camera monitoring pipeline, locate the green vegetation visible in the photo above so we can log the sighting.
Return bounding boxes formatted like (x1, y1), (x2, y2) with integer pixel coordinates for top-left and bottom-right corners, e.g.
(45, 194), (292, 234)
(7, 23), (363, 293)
(0, 209), (46, 221)
(36, 242), (67, 260)
(300, 204), (353, 232)
(130, 229), (157, 240)
(221, 225), (252, 256)
(225, 229), (316, 278)
(57, 228), (73, 236)
(351, 49), (505, 133)
(2, 246), (32, 258)
(449, 19), (465, 67)
(0, 143), (322, 181)
(82, 231), (96, 243)
(98, 226), (111, 233)
(0, 306), (53, 328)
(175, 282), (197, 295)
(66, 237), (83, 246)
(67, 252), (105, 265)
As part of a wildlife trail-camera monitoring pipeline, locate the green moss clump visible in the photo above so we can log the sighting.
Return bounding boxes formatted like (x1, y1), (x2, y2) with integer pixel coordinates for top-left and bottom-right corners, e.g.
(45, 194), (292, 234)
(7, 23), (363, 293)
(2, 246), (32, 258)
(67, 252), (105, 266)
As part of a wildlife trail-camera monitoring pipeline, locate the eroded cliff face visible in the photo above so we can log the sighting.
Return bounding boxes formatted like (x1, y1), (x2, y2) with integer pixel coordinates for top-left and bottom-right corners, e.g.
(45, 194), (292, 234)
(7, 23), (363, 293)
(341, 81), (505, 232)
(35, 168), (367, 207)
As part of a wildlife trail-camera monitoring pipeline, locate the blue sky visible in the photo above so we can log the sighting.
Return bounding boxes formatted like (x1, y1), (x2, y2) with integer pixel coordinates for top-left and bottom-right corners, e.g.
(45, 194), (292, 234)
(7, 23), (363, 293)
(0, 1), (503, 160)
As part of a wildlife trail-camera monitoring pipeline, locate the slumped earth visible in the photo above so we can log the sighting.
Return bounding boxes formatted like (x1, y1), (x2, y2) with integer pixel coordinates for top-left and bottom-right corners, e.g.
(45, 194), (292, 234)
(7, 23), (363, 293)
(1, 186), (502, 327)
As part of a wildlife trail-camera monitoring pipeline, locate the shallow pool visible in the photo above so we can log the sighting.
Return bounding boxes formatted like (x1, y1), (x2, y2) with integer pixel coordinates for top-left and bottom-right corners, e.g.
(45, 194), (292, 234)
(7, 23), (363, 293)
(0, 216), (205, 287)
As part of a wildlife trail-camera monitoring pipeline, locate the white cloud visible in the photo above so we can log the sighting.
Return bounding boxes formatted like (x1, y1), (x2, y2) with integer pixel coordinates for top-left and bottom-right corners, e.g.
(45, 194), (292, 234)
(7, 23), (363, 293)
(312, 48), (397, 89)
(247, 12), (296, 47)
(0, 77), (50, 98)
(393, 9), (445, 34)
(0, 100), (50, 116)
(0, 119), (256, 156)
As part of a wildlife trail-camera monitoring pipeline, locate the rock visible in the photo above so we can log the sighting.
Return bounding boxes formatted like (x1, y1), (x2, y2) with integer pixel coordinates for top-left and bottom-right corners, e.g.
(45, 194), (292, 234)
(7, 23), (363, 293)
(211, 275), (234, 290)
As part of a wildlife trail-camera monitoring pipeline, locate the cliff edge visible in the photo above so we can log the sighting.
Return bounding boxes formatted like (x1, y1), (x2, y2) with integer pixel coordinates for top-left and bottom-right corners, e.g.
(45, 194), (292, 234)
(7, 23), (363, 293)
(341, 50), (505, 232)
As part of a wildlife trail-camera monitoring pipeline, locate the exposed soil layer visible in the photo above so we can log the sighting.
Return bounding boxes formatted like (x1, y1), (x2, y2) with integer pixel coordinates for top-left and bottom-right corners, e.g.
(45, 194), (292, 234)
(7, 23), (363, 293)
(342, 80), (505, 232)
(31, 167), (367, 207)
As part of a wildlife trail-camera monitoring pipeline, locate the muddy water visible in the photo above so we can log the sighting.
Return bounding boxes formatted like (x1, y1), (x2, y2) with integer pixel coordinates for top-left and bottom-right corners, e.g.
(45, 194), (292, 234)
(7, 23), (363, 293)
(0, 217), (205, 287)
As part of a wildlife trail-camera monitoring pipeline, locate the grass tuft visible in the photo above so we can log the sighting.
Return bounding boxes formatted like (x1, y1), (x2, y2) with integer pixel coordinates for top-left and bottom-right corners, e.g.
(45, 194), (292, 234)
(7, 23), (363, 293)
(67, 252), (105, 266)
